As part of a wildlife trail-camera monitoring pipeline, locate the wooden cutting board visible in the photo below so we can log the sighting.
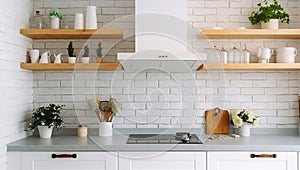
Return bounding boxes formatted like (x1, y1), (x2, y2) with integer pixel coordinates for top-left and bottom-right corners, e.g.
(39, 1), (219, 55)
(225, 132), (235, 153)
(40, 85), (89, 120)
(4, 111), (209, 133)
(205, 108), (230, 134)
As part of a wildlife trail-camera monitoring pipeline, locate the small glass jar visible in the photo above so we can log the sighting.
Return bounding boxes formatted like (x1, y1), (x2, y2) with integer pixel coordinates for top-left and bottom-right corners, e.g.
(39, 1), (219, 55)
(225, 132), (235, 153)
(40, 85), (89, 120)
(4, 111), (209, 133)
(30, 11), (47, 29)
(220, 46), (228, 64)
(242, 45), (250, 63)
(229, 46), (240, 63)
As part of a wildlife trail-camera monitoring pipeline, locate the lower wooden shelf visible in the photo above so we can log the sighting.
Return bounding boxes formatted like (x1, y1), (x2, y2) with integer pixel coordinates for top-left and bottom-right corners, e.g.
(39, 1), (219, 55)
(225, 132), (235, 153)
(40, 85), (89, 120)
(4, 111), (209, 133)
(198, 63), (300, 71)
(20, 63), (123, 71)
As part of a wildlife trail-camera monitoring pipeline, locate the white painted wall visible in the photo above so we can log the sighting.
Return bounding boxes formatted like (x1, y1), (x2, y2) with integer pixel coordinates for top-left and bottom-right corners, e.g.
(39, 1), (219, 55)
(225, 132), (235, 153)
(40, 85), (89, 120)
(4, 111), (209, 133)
(31, 0), (300, 130)
(0, 0), (32, 169)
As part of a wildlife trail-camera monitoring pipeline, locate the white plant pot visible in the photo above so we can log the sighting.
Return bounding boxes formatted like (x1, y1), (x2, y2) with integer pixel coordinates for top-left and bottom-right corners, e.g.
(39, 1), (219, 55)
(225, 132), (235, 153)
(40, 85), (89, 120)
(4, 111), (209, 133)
(99, 122), (112, 137)
(51, 18), (60, 29)
(68, 57), (76, 63)
(239, 123), (250, 136)
(81, 57), (90, 63)
(38, 126), (53, 138)
(261, 19), (279, 29)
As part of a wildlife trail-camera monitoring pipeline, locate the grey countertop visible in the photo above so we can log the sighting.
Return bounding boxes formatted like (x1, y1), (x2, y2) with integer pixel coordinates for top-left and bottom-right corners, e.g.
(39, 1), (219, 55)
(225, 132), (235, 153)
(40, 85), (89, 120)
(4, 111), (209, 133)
(7, 133), (300, 152)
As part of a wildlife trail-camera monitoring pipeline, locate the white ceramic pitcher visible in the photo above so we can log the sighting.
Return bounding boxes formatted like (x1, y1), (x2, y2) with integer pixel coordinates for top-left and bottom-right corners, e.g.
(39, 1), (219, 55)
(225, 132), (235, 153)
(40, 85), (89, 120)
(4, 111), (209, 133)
(54, 53), (63, 63)
(257, 47), (273, 63)
(39, 50), (51, 63)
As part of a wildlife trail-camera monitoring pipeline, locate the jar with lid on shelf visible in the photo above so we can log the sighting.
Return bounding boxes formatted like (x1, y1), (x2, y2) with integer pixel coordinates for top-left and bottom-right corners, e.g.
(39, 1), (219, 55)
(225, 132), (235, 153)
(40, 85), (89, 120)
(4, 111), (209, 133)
(205, 45), (220, 63)
(30, 11), (47, 29)
(242, 45), (250, 63)
(220, 46), (228, 64)
(229, 46), (240, 63)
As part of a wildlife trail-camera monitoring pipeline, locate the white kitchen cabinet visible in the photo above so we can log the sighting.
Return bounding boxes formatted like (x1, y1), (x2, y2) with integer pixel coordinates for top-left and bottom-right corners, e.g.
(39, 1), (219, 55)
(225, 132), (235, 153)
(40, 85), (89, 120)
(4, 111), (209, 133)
(207, 151), (297, 170)
(119, 152), (206, 170)
(8, 152), (117, 170)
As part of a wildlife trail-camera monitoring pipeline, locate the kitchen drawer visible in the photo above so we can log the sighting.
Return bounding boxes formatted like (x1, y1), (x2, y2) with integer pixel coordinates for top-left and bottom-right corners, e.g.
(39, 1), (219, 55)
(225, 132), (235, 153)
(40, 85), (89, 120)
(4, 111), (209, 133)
(19, 152), (117, 170)
(207, 151), (297, 170)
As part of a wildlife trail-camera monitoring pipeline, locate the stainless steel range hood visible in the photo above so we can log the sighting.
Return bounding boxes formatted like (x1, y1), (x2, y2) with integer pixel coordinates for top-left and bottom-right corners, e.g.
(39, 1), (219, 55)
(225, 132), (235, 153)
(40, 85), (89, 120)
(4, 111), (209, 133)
(118, 0), (206, 72)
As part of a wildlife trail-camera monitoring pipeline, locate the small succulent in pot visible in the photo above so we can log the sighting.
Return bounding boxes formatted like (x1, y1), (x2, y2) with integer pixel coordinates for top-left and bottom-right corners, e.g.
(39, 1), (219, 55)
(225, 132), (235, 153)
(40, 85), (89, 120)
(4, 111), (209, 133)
(67, 41), (76, 57)
(248, 0), (290, 26)
(96, 42), (103, 63)
(49, 8), (63, 19)
(83, 45), (90, 57)
(26, 104), (65, 132)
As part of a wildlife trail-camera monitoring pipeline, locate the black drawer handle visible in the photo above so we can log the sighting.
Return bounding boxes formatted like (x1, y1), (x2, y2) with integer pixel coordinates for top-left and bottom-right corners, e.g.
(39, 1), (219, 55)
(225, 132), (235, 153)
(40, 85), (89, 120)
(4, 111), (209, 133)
(52, 154), (77, 159)
(250, 154), (276, 158)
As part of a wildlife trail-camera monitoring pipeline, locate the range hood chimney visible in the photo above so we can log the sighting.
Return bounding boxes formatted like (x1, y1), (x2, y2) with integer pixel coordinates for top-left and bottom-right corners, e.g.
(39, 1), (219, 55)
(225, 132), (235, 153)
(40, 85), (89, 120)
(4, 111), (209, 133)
(118, 0), (206, 72)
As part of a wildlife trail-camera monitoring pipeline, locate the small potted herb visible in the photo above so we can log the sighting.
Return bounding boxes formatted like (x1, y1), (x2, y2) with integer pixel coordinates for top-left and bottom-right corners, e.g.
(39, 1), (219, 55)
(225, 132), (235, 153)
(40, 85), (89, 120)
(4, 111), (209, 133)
(96, 42), (103, 63)
(26, 104), (65, 138)
(81, 45), (90, 63)
(49, 8), (63, 29)
(67, 41), (76, 63)
(248, 0), (290, 29)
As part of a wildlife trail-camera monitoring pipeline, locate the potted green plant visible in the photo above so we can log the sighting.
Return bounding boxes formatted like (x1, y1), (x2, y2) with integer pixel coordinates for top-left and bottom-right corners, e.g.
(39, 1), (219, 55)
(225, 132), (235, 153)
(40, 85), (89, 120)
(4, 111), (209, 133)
(96, 42), (103, 63)
(248, 0), (290, 29)
(26, 104), (65, 138)
(49, 8), (63, 29)
(67, 41), (76, 63)
(82, 45), (90, 63)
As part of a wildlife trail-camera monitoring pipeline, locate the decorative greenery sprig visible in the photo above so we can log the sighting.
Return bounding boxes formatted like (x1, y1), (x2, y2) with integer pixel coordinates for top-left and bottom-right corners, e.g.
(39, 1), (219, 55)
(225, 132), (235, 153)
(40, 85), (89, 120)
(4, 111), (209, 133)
(49, 8), (63, 19)
(67, 41), (76, 57)
(248, 0), (290, 25)
(83, 45), (89, 57)
(26, 104), (65, 131)
(96, 42), (103, 57)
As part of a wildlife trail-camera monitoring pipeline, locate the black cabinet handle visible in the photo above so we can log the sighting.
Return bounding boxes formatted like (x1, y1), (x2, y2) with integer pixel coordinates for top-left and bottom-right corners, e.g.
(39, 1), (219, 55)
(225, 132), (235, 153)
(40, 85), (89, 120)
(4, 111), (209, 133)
(52, 153), (77, 159)
(250, 154), (276, 158)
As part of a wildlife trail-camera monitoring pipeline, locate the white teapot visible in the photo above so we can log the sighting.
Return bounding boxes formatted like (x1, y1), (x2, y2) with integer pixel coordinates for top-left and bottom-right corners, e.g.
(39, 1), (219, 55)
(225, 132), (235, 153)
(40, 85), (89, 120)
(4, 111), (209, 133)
(54, 53), (63, 63)
(39, 50), (51, 63)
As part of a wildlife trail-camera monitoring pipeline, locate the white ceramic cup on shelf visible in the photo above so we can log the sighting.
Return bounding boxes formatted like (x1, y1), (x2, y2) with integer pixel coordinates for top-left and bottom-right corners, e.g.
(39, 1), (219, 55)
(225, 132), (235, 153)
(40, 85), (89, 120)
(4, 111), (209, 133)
(74, 13), (84, 29)
(29, 49), (39, 63)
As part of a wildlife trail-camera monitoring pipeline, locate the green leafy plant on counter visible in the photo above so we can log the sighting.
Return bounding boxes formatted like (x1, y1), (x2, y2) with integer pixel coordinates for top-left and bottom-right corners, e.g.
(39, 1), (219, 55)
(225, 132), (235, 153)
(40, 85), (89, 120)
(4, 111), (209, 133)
(26, 104), (65, 131)
(83, 45), (90, 57)
(49, 8), (63, 19)
(248, 0), (290, 25)
(67, 41), (76, 57)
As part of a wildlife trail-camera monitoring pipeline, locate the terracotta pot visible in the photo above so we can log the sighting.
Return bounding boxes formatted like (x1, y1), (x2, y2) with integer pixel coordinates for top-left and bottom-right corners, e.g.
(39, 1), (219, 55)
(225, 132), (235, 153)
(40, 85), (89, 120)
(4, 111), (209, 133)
(96, 57), (103, 63)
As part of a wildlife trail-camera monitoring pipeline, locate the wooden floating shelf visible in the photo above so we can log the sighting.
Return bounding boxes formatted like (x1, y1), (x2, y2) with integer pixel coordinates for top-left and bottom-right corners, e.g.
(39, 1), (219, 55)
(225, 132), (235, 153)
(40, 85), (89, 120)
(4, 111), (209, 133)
(198, 63), (300, 71)
(198, 29), (300, 39)
(20, 63), (123, 71)
(20, 29), (123, 39)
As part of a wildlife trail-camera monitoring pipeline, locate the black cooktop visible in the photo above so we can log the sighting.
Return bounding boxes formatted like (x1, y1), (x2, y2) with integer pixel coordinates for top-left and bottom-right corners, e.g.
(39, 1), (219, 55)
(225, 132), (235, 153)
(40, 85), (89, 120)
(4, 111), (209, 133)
(127, 133), (202, 144)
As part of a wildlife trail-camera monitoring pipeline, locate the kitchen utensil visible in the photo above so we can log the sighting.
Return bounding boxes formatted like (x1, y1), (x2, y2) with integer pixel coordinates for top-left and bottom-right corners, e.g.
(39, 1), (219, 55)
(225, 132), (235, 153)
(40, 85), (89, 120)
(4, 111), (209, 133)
(205, 108), (230, 134)
(257, 47), (273, 63)
(39, 50), (51, 63)
(276, 47), (297, 63)
(54, 53), (63, 63)
(29, 49), (39, 63)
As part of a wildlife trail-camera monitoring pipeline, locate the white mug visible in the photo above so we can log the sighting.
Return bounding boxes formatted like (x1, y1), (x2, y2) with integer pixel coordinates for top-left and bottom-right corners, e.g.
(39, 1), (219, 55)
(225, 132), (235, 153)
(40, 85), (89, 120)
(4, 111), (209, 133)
(29, 49), (39, 63)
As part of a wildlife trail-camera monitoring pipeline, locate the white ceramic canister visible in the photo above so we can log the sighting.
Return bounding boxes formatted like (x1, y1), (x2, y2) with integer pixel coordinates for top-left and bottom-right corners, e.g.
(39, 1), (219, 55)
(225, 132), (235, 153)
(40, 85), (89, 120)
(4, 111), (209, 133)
(74, 13), (84, 29)
(276, 47), (297, 63)
(99, 122), (112, 137)
(86, 6), (97, 29)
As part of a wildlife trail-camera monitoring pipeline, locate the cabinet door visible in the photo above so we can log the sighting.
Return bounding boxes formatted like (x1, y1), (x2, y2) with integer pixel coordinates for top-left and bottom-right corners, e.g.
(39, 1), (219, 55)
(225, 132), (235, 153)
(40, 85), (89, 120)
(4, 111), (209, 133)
(22, 152), (117, 170)
(207, 152), (297, 170)
(119, 152), (206, 170)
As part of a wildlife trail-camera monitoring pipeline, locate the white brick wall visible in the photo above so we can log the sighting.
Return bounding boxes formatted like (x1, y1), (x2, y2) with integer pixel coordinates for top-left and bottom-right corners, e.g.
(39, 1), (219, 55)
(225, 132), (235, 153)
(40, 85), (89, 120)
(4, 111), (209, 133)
(0, 0), (32, 169)
(30, 0), (300, 131)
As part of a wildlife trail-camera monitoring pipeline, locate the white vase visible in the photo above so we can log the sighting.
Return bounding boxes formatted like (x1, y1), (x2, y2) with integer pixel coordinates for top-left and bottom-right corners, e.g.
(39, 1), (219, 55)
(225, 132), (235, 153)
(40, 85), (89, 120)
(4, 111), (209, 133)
(239, 123), (251, 136)
(51, 17), (60, 29)
(74, 13), (84, 29)
(38, 126), (53, 138)
(261, 19), (279, 29)
(68, 57), (76, 63)
(86, 6), (97, 29)
(99, 122), (112, 137)
(81, 57), (90, 63)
